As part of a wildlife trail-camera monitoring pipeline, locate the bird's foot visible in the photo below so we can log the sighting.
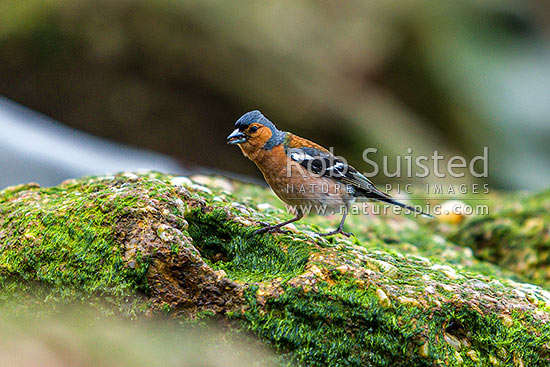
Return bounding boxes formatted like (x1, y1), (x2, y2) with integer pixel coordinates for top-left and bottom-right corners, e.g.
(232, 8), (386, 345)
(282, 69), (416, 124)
(253, 224), (292, 235)
(318, 228), (354, 238)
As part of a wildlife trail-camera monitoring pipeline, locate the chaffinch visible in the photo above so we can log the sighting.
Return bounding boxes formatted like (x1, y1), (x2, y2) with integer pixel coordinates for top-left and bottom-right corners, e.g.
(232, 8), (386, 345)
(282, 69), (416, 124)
(227, 110), (432, 237)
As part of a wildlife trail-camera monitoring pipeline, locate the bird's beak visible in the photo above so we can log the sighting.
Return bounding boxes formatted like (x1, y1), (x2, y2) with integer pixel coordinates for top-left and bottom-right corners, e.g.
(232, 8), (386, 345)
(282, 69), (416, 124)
(227, 129), (246, 145)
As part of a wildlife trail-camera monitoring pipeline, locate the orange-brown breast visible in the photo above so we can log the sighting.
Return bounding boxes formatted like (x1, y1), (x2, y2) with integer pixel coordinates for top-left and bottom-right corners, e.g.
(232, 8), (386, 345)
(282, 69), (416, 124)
(240, 143), (350, 213)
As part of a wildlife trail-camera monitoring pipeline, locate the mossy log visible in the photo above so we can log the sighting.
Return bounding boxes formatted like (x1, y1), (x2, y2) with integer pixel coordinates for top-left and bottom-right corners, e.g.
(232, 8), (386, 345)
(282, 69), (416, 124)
(1, 173), (549, 366)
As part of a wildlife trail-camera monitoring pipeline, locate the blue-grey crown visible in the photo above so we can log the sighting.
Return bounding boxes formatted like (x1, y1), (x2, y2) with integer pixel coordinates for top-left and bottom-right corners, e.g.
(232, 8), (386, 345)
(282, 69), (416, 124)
(234, 110), (285, 149)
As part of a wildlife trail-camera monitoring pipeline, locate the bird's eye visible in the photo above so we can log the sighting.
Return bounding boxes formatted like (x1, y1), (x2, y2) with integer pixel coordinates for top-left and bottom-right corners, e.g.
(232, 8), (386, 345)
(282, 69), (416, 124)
(249, 126), (259, 133)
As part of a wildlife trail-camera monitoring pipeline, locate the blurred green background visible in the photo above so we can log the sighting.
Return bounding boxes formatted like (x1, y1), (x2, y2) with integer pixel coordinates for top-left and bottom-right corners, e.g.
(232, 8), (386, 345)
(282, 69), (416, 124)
(0, 0), (548, 189)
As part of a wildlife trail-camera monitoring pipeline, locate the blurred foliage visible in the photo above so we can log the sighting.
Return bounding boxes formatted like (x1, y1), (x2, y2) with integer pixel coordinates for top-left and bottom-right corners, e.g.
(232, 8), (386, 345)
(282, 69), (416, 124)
(0, 0), (548, 188)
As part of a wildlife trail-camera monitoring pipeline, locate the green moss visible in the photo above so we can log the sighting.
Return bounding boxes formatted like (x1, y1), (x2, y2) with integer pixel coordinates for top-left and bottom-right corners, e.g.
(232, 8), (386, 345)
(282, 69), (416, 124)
(0, 176), (186, 314)
(186, 208), (311, 283)
(234, 273), (550, 367)
(450, 189), (550, 288)
(237, 282), (426, 367)
(2, 173), (550, 366)
(157, 178), (550, 366)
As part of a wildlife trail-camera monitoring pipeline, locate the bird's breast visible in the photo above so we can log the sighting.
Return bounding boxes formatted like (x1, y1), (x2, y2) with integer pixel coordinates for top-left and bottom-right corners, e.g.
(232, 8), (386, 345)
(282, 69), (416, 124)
(250, 146), (352, 214)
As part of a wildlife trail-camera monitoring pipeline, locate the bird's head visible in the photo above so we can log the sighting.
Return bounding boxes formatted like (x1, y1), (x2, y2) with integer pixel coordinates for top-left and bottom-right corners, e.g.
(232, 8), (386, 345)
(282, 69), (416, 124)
(227, 110), (285, 152)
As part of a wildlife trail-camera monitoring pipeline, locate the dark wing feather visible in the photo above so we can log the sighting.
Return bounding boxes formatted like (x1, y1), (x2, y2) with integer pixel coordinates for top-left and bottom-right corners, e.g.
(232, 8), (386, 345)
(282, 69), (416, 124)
(285, 144), (389, 198)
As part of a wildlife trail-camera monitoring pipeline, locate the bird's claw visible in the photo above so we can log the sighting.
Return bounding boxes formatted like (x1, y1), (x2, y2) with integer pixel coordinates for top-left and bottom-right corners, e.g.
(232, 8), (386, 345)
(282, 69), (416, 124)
(253, 225), (291, 236)
(318, 229), (354, 238)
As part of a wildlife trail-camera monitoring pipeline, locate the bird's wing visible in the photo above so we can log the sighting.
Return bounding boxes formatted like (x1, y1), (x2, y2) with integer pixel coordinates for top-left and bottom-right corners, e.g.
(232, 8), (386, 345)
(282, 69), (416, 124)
(284, 135), (433, 217)
(284, 140), (390, 199)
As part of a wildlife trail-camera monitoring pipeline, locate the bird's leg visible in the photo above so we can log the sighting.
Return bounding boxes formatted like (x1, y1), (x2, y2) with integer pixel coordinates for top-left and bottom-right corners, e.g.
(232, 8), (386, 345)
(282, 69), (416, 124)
(254, 210), (304, 235)
(318, 211), (354, 238)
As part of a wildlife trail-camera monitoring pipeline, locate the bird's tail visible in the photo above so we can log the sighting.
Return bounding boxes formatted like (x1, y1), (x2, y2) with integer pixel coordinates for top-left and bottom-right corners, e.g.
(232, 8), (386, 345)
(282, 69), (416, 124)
(373, 196), (434, 218)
